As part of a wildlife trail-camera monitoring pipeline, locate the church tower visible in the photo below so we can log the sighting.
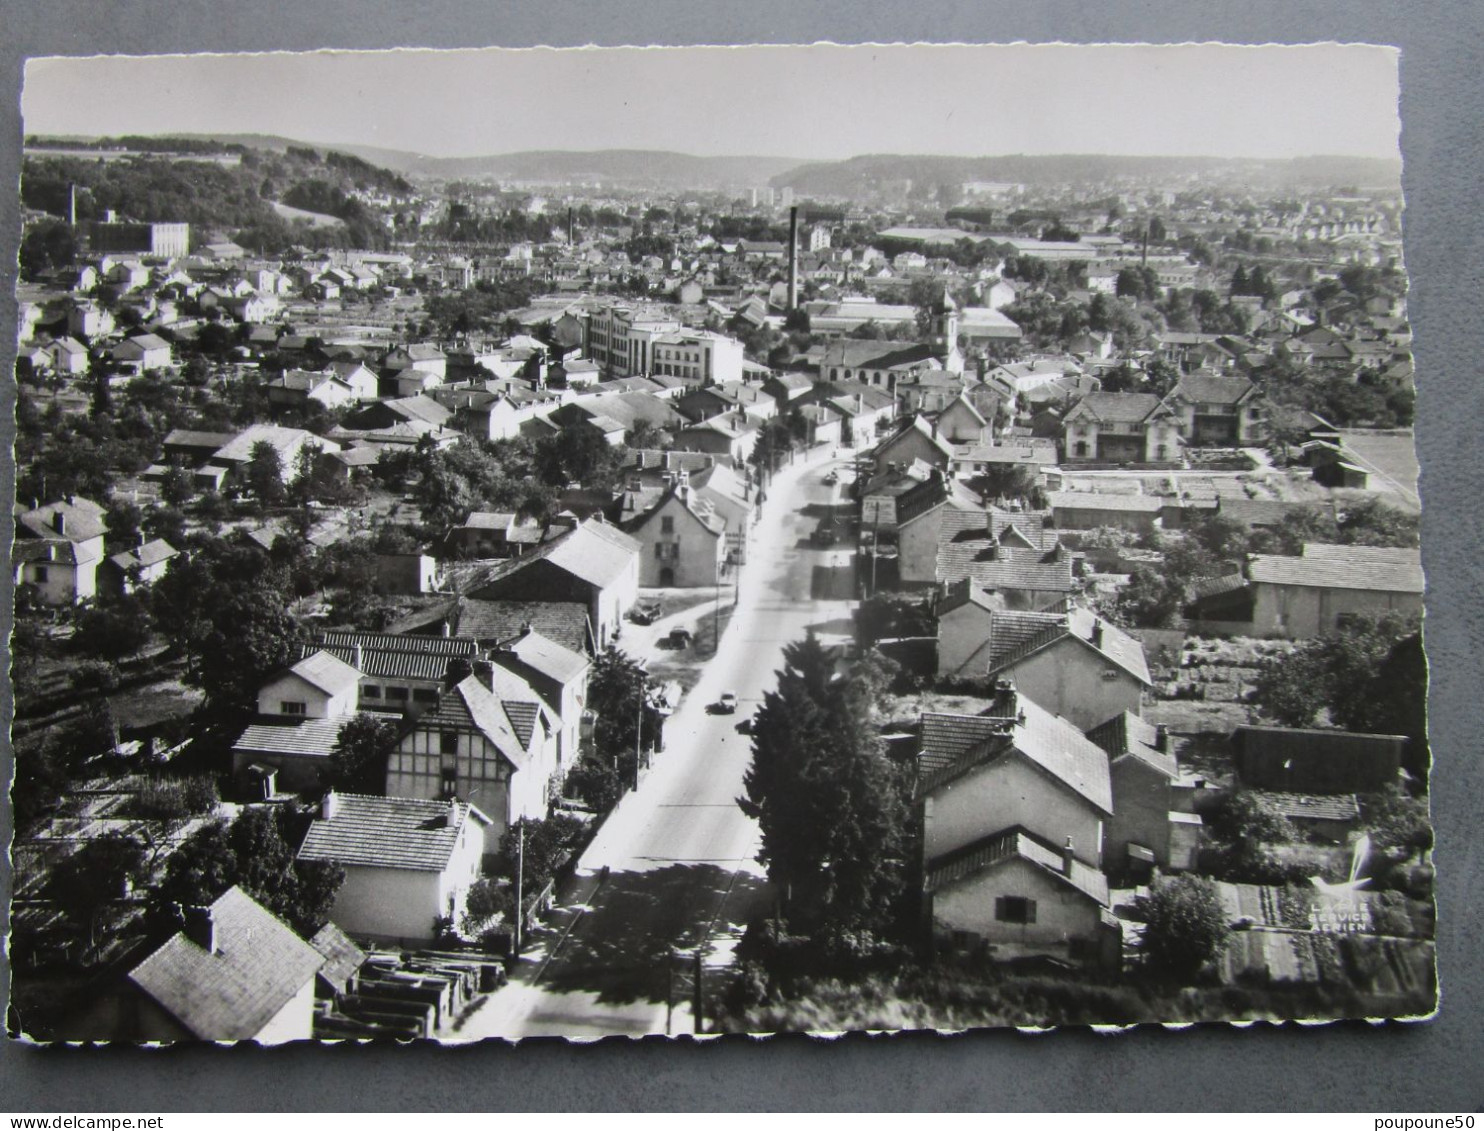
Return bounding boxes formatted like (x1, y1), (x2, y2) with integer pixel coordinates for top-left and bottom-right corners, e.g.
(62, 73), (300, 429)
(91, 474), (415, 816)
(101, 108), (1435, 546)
(932, 284), (964, 374)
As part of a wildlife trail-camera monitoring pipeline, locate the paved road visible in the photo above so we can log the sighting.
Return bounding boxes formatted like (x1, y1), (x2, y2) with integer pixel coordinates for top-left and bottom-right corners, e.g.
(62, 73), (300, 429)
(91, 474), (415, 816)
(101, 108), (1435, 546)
(455, 449), (855, 1040)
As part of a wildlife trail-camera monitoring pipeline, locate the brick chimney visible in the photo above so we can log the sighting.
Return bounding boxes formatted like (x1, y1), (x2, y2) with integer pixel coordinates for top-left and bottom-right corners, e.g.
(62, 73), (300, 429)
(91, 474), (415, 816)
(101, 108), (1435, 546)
(321, 790), (340, 820)
(1154, 725), (1169, 752)
(472, 659), (495, 691)
(52, 510), (66, 536)
(1090, 618), (1104, 648)
(183, 905), (217, 954)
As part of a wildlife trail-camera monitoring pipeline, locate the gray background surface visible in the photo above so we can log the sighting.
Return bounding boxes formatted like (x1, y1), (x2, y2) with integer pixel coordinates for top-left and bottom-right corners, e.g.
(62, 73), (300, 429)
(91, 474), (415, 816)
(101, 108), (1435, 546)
(0, 1), (1478, 1112)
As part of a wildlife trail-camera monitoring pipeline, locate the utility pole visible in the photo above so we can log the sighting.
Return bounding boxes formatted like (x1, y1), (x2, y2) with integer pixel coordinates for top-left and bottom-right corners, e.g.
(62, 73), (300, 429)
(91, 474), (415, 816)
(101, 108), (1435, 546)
(513, 822), (525, 957)
(634, 673), (643, 791)
(693, 947), (705, 1034)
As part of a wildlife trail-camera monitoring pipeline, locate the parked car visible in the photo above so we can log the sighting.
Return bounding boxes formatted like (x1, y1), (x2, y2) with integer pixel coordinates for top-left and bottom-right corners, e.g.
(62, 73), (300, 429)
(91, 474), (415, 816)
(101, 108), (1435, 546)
(715, 691), (738, 714)
(664, 627), (693, 649)
(628, 600), (663, 625)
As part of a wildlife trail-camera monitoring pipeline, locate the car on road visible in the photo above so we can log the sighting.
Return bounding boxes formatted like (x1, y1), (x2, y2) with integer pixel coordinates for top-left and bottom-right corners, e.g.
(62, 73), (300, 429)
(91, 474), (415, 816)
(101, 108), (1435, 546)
(628, 600), (663, 625)
(715, 691), (738, 714)
(662, 627), (693, 649)
(823, 470), (838, 486)
(735, 713), (756, 735)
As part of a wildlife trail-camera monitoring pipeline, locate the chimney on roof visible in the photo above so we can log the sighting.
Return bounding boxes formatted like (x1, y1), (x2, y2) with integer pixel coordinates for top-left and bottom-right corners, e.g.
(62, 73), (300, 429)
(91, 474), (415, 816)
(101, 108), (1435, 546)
(321, 790), (340, 821)
(1090, 618), (1104, 648)
(1154, 724), (1169, 753)
(520, 622), (532, 637)
(472, 659), (495, 691)
(1062, 837), (1075, 876)
(183, 905), (217, 954)
(52, 510), (66, 536)
(441, 620), (451, 638)
(353, 642), (364, 672)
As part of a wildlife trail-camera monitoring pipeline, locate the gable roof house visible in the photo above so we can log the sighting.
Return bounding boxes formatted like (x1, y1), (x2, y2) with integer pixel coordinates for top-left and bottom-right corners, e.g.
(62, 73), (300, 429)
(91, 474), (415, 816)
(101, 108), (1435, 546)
(1086, 712), (1204, 879)
(109, 332), (173, 373)
(13, 496), (109, 604)
(63, 887), (325, 1043)
(464, 517), (641, 649)
(1162, 371), (1265, 447)
(490, 628), (592, 772)
(929, 509), (1076, 609)
(385, 664), (557, 855)
(870, 414), (957, 475)
(1247, 542), (1424, 639)
(298, 792), (491, 944)
(1062, 392), (1182, 465)
(916, 691), (1117, 966)
(616, 479), (729, 589)
(936, 598), (1150, 730)
(102, 537), (179, 596)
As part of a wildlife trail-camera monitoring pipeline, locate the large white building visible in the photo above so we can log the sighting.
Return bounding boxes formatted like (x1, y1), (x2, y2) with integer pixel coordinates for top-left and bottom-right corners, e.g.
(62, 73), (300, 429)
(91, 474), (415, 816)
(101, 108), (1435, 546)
(583, 303), (743, 385)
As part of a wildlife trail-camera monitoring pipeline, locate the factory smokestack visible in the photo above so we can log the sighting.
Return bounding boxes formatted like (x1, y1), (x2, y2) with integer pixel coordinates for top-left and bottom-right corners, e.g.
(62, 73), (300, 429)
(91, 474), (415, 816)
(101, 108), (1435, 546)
(787, 205), (799, 311)
(68, 183), (76, 227)
(568, 206), (575, 246)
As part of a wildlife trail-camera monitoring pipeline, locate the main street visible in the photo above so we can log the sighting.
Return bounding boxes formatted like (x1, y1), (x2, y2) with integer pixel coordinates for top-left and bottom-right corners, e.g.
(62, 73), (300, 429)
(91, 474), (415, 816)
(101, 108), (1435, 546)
(456, 448), (855, 1040)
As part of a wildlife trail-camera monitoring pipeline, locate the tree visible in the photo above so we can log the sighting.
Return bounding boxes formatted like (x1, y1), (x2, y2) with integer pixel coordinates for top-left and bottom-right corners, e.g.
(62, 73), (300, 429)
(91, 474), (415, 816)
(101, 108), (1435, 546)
(246, 439), (286, 504)
(1134, 874), (1230, 978)
(587, 646), (661, 782)
(1114, 564), (1186, 629)
(329, 713), (400, 794)
(154, 809), (345, 937)
(74, 595), (154, 664)
(50, 831), (147, 957)
(739, 636), (909, 937)
(160, 464), (196, 507)
(19, 218), (77, 280)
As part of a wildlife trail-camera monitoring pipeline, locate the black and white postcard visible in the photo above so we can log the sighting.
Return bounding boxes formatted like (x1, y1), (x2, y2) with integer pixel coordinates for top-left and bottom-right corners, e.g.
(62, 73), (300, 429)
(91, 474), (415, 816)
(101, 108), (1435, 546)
(7, 42), (1433, 1043)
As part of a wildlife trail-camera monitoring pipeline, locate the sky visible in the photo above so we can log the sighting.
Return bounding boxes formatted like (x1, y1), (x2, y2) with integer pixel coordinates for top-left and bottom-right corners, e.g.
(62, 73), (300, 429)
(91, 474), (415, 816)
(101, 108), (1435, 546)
(22, 43), (1400, 161)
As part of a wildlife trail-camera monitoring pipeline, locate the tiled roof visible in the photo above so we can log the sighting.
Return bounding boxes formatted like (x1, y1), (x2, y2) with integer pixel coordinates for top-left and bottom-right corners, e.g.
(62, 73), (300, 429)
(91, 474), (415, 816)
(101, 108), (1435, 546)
(925, 827), (1109, 906)
(1169, 372), (1255, 406)
(454, 599), (592, 655)
(109, 538), (178, 571)
(1250, 790), (1361, 824)
(1065, 392), (1167, 425)
(163, 429), (238, 451)
(472, 519), (639, 596)
(17, 498), (108, 543)
(1047, 491), (1164, 514)
(128, 887), (325, 1041)
(918, 711), (1015, 776)
(286, 650), (362, 696)
(309, 922), (366, 996)
(422, 675), (537, 768)
(500, 630), (590, 686)
(1085, 711), (1178, 779)
(935, 510), (1072, 594)
(919, 697), (1114, 814)
(231, 718), (348, 758)
(316, 630), (476, 657)
(1248, 547), (1423, 593)
(298, 793), (484, 872)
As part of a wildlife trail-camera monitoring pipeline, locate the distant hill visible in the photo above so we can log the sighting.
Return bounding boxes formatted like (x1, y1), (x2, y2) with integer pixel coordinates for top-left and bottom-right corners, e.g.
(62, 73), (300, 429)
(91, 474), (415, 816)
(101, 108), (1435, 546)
(154, 137), (804, 190)
(770, 153), (1403, 195)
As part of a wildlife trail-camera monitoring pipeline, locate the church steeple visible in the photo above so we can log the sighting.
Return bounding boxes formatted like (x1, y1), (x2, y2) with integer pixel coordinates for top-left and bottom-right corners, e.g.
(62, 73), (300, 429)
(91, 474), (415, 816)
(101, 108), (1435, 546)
(934, 284), (963, 374)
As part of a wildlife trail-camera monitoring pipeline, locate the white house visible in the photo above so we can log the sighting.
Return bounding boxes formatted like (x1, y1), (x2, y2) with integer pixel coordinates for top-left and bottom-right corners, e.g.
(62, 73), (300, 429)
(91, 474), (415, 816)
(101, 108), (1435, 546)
(298, 792), (491, 944)
(255, 650), (362, 719)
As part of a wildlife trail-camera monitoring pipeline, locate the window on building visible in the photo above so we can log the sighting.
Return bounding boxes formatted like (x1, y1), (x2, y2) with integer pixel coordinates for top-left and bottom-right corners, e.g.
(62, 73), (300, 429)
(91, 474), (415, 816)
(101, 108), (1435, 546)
(413, 688), (439, 704)
(280, 701), (307, 716)
(385, 686), (409, 702)
(361, 684), (382, 699)
(440, 731), (459, 756)
(995, 896), (1036, 924)
(661, 516), (674, 533)
(439, 766), (458, 799)
(33, 566), (49, 582)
